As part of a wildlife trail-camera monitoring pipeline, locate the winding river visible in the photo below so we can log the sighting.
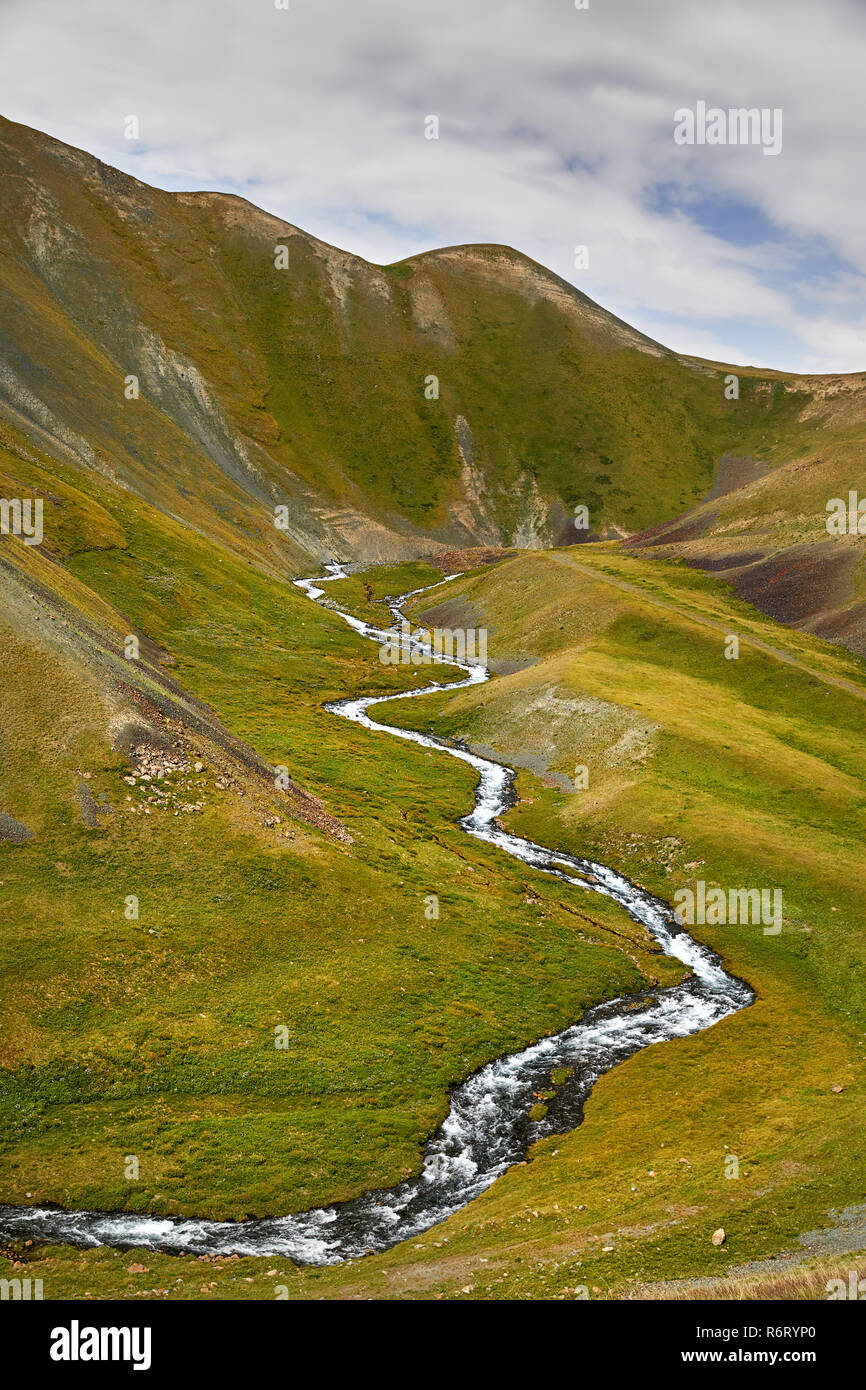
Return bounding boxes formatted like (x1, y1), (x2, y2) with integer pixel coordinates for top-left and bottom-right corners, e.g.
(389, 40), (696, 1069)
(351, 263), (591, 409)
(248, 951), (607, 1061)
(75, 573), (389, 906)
(0, 564), (752, 1265)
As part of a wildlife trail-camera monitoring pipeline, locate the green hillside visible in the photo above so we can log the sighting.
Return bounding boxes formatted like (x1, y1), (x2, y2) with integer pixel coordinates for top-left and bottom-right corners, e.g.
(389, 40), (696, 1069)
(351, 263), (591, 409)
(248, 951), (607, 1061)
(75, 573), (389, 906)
(2, 115), (866, 1303)
(4, 542), (865, 1300)
(2, 113), (862, 572)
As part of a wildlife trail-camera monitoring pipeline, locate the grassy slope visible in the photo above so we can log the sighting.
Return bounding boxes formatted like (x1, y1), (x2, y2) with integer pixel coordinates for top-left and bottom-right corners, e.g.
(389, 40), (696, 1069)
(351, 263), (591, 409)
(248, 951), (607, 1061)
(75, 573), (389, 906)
(2, 114), (866, 1301)
(333, 547), (866, 1298)
(3, 114), (863, 564)
(0, 471), (666, 1253)
(6, 545), (866, 1300)
(209, 223), (807, 534)
(627, 421), (866, 655)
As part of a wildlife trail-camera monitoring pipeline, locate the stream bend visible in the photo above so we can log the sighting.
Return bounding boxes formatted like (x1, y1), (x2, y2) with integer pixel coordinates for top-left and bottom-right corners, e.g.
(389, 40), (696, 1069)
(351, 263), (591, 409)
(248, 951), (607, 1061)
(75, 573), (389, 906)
(0, 564), (753, 1265)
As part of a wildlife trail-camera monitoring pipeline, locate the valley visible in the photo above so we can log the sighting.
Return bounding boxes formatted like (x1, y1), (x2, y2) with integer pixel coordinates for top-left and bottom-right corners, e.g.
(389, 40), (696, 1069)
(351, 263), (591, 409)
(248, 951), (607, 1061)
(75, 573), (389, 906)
(1, 116), (865, 1303)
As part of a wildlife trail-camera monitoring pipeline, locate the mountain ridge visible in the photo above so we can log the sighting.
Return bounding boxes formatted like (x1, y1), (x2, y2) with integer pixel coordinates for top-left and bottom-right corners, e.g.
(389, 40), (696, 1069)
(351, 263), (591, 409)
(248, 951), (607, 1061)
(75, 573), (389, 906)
(0, 113), (845, 556)
(1, 113), (865, 651)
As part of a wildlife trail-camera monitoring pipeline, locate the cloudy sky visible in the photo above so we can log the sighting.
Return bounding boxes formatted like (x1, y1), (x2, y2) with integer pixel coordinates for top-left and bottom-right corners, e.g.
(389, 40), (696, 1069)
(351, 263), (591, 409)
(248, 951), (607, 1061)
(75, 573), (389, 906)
(2, 0), (865, 373)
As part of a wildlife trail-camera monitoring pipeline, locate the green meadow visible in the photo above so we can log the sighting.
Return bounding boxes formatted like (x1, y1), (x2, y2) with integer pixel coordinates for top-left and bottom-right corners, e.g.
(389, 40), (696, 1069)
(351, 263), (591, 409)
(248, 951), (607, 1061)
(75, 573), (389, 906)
(2, 113), (866, 1304)
(2, 459), (865, 1298)
(0, 477), (660, 1245)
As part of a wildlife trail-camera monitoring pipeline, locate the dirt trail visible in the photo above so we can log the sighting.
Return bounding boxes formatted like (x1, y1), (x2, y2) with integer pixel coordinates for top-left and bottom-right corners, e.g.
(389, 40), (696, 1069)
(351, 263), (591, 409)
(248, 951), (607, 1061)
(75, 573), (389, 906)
(625, 1203), (866, 1300)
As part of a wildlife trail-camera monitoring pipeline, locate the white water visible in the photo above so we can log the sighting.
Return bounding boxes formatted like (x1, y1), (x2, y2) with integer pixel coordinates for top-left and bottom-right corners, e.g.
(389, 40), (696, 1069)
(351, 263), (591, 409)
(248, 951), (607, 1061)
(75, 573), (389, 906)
(0, 564), (752, 1264)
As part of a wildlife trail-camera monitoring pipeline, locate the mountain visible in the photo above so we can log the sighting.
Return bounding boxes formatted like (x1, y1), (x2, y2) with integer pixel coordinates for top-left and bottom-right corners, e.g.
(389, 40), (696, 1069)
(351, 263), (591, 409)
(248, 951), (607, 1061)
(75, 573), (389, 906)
(3, 116), (866, 1302)
(628, 431), (866, 655)
(3, 112), (865, 597)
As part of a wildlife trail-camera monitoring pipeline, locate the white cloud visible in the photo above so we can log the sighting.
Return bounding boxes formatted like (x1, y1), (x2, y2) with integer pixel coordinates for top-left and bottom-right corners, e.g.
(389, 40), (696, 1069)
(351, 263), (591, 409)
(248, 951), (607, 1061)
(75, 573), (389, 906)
(1, 0), (865, 371)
